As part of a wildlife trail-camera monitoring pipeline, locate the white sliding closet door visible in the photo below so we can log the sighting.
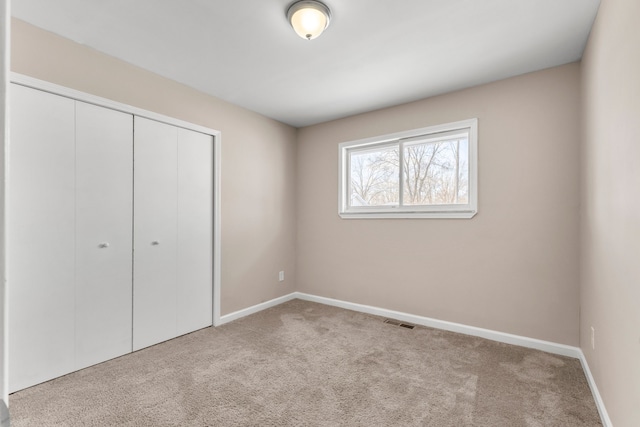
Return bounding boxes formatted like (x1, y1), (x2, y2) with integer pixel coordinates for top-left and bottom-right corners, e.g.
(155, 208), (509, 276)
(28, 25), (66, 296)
(133, 117), (178, 351)
(75, 102), (133, 370)
(9, 84), (76, 391)
(176, 128), (213, 335)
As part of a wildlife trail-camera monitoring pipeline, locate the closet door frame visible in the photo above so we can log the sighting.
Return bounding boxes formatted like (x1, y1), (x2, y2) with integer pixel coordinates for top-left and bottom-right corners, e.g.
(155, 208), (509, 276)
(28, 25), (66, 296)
(9, 72), (222, 326)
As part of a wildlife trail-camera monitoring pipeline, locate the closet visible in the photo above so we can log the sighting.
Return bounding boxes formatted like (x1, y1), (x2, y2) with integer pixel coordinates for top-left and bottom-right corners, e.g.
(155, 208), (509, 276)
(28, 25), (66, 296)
(8, 82), (214, 392)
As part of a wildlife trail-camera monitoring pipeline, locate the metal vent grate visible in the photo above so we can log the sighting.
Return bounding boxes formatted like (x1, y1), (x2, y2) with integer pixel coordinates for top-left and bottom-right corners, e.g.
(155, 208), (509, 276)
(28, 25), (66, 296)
(383, 318), (416, 329)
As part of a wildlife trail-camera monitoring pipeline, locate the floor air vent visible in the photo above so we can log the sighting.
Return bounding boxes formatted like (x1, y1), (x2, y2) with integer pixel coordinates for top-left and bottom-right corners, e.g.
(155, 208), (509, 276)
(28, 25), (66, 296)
(383, 319), (416, 329)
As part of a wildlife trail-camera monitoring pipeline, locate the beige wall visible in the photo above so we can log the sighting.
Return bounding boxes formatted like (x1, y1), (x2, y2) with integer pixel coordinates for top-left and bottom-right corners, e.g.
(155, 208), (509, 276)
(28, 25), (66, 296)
(10, 19), (298, 316)
(581, 0), (640, 425)
(297, 63), (581, 345)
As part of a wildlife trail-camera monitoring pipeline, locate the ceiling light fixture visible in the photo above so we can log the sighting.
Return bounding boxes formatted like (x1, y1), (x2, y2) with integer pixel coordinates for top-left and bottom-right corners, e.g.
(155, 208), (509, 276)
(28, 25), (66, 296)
(286, 0), (332, 41)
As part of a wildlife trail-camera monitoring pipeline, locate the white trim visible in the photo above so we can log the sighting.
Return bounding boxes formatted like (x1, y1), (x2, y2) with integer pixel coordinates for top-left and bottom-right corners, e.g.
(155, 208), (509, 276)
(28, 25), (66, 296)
(1, 0), (9, 406)
(339, 210), (477, 219)
(219, 291), (581, 358)
(293, 292), (580, 357)
(578, 350), (613, 427)
(10, 73), (218, 137)
(338, 118), (478, 219)
(217, 290), (582, 357)
(217, 293), (298, 326)
(9, 73), (223, 335)
(212, 137), (222, 327)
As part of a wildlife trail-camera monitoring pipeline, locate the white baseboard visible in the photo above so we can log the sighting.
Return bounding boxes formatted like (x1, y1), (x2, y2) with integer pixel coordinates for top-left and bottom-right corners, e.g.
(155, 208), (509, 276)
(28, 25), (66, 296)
(216, 293), (297, 326)
(294, 292), (581, 358)
(217, 291), (610, 426)
(578, 351), (613, 427)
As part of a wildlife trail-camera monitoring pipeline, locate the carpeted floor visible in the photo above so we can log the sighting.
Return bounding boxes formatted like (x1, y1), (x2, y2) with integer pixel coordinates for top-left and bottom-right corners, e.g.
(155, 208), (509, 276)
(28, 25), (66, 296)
(10, 299), (601, 426)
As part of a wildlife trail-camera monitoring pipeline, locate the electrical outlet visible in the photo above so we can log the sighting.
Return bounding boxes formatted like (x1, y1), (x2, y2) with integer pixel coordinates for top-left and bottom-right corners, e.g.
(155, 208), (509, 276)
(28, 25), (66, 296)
(591, 326), (595, 350)
(278, 271), (285, 282)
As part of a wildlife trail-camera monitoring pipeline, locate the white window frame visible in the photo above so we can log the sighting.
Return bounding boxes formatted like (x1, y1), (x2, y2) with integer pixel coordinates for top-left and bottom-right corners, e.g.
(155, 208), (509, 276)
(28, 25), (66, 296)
(338, 118), (478, 219)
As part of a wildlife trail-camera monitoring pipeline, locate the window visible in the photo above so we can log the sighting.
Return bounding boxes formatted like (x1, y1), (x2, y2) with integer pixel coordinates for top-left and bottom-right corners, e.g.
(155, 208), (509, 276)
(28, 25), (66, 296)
(339, 119), (477, 219)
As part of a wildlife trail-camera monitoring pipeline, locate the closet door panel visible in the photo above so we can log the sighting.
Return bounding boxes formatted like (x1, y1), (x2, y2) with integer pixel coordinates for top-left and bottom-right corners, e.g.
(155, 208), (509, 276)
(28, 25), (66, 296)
(176, 128), (213, 335)
(133, 117), (178, 351)
(8, 84), (76, 391)
(75, 102), (133, 369)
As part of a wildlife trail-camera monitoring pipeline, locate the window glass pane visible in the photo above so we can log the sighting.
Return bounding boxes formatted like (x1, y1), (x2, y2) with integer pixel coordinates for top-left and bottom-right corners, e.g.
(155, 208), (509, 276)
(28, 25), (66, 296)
(349, 145), (399, 207)
(403, 138), (469, 205)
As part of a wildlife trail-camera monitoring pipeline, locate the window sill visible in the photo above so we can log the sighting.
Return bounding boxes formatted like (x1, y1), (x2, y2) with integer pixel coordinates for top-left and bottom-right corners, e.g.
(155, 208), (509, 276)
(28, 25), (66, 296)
(338, 210), (477, 219)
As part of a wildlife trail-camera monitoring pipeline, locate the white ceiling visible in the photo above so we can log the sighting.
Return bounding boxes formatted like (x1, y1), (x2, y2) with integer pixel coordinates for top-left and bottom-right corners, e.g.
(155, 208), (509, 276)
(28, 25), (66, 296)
(12, 0), (600, 127)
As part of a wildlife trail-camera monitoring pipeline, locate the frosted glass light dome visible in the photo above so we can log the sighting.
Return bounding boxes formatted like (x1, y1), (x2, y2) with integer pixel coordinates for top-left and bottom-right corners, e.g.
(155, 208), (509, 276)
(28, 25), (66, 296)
(287, 1), (332, 40)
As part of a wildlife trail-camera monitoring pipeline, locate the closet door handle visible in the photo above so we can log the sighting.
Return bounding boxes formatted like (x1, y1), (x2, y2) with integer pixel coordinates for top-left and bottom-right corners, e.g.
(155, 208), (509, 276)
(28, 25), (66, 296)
(151, 241), (160, 246)
(98, 242), (110, 249)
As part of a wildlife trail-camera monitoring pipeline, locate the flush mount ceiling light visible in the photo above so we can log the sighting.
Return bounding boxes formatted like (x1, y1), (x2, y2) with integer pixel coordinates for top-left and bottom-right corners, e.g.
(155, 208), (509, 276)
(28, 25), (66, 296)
(287, 0), (332, 40)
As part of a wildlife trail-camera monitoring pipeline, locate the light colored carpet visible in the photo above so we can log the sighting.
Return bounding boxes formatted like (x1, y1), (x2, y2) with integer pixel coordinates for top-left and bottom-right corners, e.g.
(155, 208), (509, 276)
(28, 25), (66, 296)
(10, 299), (601, 426)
